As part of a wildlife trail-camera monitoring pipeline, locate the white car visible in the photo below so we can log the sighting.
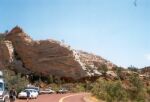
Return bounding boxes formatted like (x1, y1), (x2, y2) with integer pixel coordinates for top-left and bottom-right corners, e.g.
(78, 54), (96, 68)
(56, 88), (68, 94)
(39, 89), (55, 94)
(18, 89), (38, 99)
(26, 86), (40, 94)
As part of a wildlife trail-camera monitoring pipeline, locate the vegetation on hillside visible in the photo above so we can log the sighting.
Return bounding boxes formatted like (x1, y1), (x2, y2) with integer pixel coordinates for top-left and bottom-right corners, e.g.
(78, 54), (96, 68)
(2, 63), (150, 102)
(97, 68), (149, 102)
(70, 66), (150, 102)
(3, 69), (29, 93)
(0, 31), (8, 41)
(28, 66), (147, 102)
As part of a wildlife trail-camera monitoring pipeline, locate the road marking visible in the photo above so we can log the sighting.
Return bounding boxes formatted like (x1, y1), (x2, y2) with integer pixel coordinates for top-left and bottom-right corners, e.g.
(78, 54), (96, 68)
(59, 93), (86, 102)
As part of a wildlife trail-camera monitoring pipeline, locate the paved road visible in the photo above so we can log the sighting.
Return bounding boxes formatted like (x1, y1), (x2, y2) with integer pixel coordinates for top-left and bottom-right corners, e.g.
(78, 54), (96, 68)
(16, 93), (88, 102)
(60, 94), (87, 102)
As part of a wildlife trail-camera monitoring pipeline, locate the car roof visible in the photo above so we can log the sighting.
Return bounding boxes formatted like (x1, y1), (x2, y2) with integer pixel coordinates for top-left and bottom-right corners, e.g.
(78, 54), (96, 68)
(25, 89), (37, 91)
(0, 78), (4, 83)
(26, 87), (39, 90)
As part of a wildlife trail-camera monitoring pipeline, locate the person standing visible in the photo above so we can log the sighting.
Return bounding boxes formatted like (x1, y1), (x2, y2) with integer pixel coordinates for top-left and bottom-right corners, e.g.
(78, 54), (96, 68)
(9, 87), (17, 102)
(26, 90), (30, 102)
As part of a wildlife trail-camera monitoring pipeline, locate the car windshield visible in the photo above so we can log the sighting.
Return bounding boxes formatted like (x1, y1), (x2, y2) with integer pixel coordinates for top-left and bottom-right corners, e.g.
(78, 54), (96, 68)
(25, 89), (36, 92)
(23, 90), (27, 92)
(0, 83), (3, 91)
(33, 90), (36, 93)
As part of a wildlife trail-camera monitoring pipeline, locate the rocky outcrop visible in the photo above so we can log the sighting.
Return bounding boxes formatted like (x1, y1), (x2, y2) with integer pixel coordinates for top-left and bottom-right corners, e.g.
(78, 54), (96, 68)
(140, 67), (150, 78)
(0, 40), (14, 69)
(78, 51), (116, 69)
(0, 26), (116, 80)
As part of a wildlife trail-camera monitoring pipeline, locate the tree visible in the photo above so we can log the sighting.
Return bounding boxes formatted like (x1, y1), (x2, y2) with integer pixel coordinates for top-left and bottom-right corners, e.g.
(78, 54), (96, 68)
(3, 69), (29, 93)
(128, 65), (139, 72)
(128, 74), (146, 101)
(114, 66), (124, 80)
(98, 64), (108, 75)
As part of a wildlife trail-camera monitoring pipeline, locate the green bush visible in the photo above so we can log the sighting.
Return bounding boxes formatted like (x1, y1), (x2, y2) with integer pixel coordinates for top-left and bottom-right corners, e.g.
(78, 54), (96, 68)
(129, 74), (144, 91)
(48, 83), (60, 91)
(91, 79), (127, 102)
(106, 81), (127, 102)
(91, 79), (107, 100)
(71, 83), (86, 93)
(3, 70), (29, 93)
(147, 87), (150, 95)
(97, 64), (108, 75)
(127, 74), (146, 101)
(114, 66), (124, 80)
(91, 76), (150, 102)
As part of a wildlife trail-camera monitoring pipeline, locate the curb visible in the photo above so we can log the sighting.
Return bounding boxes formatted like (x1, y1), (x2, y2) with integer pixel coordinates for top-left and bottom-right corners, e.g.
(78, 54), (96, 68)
(83, 95), (92, 102)
(83, 95), (102, 102)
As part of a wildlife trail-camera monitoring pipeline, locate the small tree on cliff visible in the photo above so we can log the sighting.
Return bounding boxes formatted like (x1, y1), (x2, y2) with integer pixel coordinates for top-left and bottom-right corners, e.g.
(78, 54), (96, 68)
(98, 64), (108, 76)
(0, 34), (5, 41)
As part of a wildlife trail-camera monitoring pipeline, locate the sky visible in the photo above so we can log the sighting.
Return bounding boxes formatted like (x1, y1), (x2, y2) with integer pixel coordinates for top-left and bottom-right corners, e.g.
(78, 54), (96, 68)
(0, 0), (150, 68)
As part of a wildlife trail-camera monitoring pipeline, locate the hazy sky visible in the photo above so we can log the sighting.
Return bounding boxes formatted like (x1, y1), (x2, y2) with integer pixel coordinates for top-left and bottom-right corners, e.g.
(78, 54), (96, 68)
(0, 0), (150, 68)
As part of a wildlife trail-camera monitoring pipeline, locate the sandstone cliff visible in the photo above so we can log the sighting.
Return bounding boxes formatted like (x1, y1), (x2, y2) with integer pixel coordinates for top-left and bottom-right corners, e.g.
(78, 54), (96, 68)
(0, 26), (116, 80)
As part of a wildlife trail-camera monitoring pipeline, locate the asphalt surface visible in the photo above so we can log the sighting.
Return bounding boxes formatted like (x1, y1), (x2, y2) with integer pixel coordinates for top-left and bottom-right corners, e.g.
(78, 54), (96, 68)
(16, 93), (88, 102)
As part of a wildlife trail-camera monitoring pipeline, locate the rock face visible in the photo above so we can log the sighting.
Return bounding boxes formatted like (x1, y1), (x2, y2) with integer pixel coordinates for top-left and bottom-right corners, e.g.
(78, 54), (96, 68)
(0, 41), (14, 69)
(140, 67), (150, 78)
(78, 51), (115, 69)
(0, 26), (116, 80)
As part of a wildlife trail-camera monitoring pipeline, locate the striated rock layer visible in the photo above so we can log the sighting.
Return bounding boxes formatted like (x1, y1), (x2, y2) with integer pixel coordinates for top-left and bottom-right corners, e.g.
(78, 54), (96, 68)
(0, 41), (14, 69)
(0, 26), (116, 80)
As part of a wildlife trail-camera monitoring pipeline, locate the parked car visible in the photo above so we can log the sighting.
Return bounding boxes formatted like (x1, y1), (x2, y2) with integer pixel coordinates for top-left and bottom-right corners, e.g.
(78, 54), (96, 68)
(56, 88), (68, 94)
(18, 89), (38, 99)
(25, 87), (40, 94)
(39, 88), (55, 94)
(0, 76), (9, 102)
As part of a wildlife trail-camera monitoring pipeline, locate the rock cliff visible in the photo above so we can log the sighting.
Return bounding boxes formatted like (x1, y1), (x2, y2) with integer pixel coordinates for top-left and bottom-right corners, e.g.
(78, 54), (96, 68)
(0, 26), (116, 80)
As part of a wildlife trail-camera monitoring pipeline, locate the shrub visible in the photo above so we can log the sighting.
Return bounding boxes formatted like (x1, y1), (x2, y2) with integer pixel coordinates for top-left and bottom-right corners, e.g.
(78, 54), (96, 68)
(97, 64), (108, 75)
(128, 66), (139, 72)
(71, 83), (86, 93)
(3, 70), (29, 93)
(48, 83), (60, 91)
(105, 81), (127, 102)
(91, 76), (150, 102)
(91, 79), (127, 102)
(127, 74), (146, 101)
(91, 79), (107, 100)
(114, 66), (124, 80)
(147, 87), (150, 95)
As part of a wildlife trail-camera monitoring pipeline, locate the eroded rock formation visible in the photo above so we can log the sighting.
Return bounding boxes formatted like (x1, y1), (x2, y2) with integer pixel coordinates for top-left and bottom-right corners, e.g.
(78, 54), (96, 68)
(0, 26), (116, 80)
(0, 41), (14, 69)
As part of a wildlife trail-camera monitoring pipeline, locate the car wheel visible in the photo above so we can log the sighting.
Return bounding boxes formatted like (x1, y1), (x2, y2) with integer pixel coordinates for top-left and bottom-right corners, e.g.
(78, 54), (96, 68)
(31, 95), (33, 99)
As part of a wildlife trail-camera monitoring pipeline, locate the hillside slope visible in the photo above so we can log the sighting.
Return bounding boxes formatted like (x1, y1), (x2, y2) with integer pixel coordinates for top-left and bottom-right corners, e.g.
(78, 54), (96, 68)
(0, 26), (116, 80)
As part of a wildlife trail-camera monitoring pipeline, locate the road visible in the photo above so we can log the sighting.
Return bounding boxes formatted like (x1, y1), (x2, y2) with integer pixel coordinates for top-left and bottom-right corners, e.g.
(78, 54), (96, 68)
(16, 93), (89, 102)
